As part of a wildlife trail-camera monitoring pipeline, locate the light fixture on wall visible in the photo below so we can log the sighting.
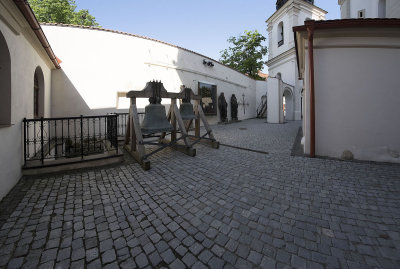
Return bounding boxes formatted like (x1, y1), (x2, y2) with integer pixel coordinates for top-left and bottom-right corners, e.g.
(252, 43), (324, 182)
(203, 59), (214, 67)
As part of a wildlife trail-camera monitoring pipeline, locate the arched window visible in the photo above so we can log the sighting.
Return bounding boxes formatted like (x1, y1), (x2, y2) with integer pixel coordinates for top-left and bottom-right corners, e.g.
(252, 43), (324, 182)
(33, 67), (44, 118)
(34, 73), (39, 118)
(0, 31), (11, 125)
(378, 0), (386, 18)
(277, 22), (284, 47)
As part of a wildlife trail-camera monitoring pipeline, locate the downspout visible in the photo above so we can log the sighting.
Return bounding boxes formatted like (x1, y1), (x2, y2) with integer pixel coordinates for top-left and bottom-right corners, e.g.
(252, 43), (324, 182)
(307, 24), (315, 158)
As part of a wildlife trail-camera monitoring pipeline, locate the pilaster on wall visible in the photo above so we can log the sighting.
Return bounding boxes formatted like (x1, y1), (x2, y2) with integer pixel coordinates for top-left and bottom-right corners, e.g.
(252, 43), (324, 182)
(267, 24), (273, 60)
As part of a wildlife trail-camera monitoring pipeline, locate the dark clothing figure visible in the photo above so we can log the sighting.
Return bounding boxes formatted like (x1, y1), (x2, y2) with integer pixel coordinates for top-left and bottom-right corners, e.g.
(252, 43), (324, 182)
(218, 92), (228, 122)
(231, 94), (238, 120)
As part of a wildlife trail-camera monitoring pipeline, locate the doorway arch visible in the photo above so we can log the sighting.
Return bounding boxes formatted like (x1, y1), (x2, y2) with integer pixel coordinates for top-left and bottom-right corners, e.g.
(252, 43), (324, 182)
(283, 87), (294, 121)
(0, 30), (11, 125)
(34, 66), (45, 118)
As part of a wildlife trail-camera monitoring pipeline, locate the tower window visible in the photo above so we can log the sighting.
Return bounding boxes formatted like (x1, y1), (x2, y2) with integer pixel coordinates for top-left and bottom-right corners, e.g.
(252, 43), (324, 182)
(278, 22), (284, 47)
(378, 0), (386, 18)
(358, 9), (365, 18)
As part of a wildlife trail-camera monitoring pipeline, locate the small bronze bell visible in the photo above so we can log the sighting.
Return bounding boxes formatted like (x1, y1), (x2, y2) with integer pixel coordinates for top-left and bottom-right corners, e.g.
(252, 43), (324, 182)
(180, 102), (196, 120)
(179, 87), (196, 121)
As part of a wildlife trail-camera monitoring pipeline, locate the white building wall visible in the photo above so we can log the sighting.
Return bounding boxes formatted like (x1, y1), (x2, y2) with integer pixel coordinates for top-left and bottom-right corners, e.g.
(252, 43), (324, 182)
(43, 25), (258, 125)
(387, 0), (400, 18)
(0, 1), (54, 201)
(267, 78), (281, 123)
(306, 35), (400, 163)
(339, 0), (400, 19)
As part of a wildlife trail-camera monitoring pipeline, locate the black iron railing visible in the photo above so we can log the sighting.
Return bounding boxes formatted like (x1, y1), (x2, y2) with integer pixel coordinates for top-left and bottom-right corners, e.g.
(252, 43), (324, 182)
(23, 115), (119, 166)
(112, 112), (145, 138)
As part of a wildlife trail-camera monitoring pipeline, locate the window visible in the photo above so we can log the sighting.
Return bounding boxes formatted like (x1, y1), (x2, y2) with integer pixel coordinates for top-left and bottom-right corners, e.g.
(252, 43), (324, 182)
(199, 82), (217, 116)
(33, 66), (44, 118)
(0, 31), (11, 125)
(278, 22), (284, 47)
(358, 9), (365, 18)
(34, 73), (39, 118)
(378, 0), (386, 18)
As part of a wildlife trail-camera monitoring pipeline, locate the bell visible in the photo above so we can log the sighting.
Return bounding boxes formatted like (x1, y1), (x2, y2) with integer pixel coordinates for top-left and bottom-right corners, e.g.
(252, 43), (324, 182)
(179, 102), (196, 120)
(141, 104), (173, 134)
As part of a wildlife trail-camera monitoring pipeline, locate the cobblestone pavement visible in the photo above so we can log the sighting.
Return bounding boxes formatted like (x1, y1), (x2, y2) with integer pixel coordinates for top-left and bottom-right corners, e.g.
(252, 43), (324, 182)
(0, 119), (399, 269)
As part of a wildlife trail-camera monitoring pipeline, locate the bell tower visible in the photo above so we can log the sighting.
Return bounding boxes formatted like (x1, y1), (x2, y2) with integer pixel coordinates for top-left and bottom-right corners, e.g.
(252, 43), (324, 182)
(266, 0), (326, 121)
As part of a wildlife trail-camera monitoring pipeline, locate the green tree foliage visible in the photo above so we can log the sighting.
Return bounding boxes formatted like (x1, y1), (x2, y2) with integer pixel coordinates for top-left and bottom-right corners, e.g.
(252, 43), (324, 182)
(28, 0), (99, 26)
(220, 30), (267, 80)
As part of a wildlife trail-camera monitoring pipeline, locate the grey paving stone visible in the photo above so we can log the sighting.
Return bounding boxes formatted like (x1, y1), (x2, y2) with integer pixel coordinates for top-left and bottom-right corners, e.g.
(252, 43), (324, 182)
(41, 248), (58, 263)
(182, 252), (197, 267)
(161, 249), (176, 264)
(170, 258), (186, 269)
(120, 257), (136, 269)
(55, 259), (70, 269)
(148, 251), (162, 267)
(208, 256), (225, 269)
(71, 248), (85, 261)
(198, 249), (213, 264)
(102, 249), (116, 264)
(7, 257), (24, 269)
(87, 258), (102, 269)
(248, 250), (263, 265)
(291, 254), (306, 269)
(135, 252), (149, 267)
(86, 248), (99, 263)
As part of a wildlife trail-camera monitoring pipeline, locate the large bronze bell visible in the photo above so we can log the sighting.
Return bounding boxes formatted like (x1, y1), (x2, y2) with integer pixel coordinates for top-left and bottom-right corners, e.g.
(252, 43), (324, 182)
(141, 104), (173, 134)
(180, 102), (196, 120)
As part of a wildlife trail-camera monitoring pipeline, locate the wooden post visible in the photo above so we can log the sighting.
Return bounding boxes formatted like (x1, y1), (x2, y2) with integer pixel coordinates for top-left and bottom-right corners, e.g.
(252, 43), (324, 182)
(124, 97), (150, 170)
(130, 98), (137, 152)
(194, 100), (200, 138)
(198, 105), (219, 148)
(171, 99), (177, 142)
(124, 114), (130, 145)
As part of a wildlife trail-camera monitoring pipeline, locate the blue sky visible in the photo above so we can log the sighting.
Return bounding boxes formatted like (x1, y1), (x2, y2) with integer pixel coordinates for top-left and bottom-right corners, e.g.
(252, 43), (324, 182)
(75, 0), (340, 69)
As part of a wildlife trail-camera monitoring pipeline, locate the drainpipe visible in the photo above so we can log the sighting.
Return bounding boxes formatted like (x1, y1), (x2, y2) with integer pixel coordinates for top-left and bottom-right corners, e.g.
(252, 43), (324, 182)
(307, 24), (315, 158)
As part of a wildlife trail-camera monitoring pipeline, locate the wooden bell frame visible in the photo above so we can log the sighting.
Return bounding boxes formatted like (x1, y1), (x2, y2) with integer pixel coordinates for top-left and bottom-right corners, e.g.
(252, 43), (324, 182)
(124, 81), (219, 170)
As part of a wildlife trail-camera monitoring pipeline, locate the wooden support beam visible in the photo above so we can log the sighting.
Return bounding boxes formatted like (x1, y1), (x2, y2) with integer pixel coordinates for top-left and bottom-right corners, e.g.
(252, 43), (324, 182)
(194, 100), (200, 138)
(124, 144), (150, 170)
(198, 105), (216, 141)
(171, 99), (177, 142)
(173, 103), (190, 147)
(159, 138), (196, 157)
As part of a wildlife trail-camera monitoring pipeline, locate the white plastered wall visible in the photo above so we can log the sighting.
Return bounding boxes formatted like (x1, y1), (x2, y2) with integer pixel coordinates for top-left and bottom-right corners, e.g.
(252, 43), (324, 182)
(0, 0), (53, 201)
(266, 78), (280, 123)
(308, 34), (400, 163)
(43, 25), (258, 125)
(339, 0), (400, 19)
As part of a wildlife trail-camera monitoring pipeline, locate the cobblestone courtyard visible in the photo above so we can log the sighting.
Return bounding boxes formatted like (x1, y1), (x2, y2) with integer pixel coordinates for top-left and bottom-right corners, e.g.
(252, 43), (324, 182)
(0, 119), (399, 269)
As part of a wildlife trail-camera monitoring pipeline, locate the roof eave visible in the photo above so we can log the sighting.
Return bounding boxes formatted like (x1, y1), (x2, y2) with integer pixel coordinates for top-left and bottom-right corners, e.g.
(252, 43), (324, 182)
(13, 0), (61, 69)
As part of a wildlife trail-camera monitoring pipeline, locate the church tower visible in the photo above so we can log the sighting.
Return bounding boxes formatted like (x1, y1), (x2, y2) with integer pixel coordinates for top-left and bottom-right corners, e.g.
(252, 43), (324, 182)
(266, 0), (326, 121)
